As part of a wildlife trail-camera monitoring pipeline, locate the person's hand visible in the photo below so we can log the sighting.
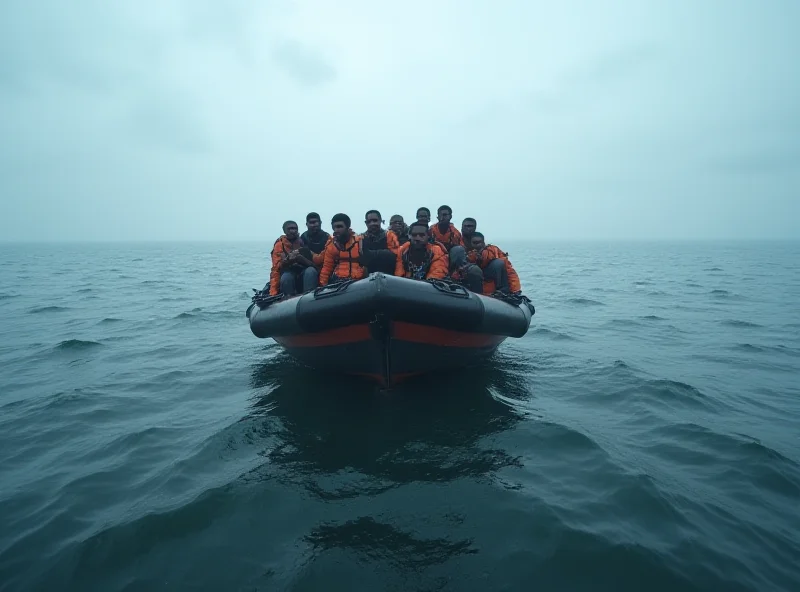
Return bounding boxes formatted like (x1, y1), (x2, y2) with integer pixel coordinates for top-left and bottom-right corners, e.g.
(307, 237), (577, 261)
(286, 250), (298, 261)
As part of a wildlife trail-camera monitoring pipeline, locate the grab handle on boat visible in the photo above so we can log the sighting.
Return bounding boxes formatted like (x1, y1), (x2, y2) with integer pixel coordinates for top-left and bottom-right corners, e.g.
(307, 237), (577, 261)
(427, 278), (471, 299)
(248, 289), (285, 314)
(313, 279), (355, 300)
(491, 290), (536, 315)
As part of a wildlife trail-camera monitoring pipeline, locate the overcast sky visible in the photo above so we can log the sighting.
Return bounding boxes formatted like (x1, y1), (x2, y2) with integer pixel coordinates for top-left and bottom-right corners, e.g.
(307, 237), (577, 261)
(1, 0), (798, 241)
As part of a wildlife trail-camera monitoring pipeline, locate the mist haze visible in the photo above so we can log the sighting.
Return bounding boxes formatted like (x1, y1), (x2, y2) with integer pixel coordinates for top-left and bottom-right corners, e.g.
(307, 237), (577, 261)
(1, 0), (798, 242)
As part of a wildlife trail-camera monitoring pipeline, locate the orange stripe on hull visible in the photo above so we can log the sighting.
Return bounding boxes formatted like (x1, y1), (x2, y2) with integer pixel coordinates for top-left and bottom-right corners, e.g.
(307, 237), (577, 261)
(392, 322), (506, 348)
(273, 324), (371, 348)
(273, 322), (506, 350)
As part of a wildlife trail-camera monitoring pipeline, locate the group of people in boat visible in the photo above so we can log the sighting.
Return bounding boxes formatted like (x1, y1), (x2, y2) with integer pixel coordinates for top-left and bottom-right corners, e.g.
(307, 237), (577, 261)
(268, 206), (522, 298)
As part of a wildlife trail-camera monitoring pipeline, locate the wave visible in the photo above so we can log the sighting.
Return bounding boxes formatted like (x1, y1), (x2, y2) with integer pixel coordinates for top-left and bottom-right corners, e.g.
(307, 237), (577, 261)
(633, 280), (652, 286)
(640, 315), (667, 321)
(566, 298), (605, 306)
(175, 312), (195, 319)
(54, 339), (103, 351)
(606, 319), (641, 328)
(28, 305), (70, 314)
(532, 328), (576, 341)
(685, 282), (703, 288)
(609, 378), (719, 412)
(76, 288), (93, 293)
(722, 320), (762, 329)
(98, 317), (123, 325)
(0, 293), (19, 300)
(711, 289), (744, 300)
(732, 343), (800, 358)
(704, 267), (724, 272)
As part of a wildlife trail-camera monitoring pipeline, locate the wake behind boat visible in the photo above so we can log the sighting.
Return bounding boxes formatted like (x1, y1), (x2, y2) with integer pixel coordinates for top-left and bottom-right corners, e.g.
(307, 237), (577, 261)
(246, 272), (534, 387)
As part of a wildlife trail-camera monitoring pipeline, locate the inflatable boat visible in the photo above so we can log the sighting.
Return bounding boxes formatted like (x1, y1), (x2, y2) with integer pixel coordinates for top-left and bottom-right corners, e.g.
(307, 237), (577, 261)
(246, 273), (534, 387)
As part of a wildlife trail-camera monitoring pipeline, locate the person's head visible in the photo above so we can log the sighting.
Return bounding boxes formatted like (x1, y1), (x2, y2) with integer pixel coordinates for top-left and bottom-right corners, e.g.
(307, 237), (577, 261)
(282, 220), (299, 240)
(416, 207), (430, 225)
(409, 222), (429, 249)
(437, 205), (452, 225)
(365, 209), (383, 234)
(462, 217), (477, 237)
(305, 212), (322, 234)
(331, 213), (351, 240)
(389, 214), (405, 234)
(470, 231), (485, 250)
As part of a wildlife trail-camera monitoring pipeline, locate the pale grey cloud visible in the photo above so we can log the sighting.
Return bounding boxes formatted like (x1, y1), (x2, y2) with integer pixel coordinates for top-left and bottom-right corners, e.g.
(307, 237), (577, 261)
(273, 40), (337, 87)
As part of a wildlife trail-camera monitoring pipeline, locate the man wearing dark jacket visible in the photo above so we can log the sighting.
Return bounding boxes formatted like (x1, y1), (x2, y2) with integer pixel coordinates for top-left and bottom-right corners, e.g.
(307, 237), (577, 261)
(360, 209), (399, 275)
(300, 212), (331, 266)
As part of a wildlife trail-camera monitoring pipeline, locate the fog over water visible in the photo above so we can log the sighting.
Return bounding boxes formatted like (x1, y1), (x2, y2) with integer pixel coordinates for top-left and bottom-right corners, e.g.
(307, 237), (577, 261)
(1, 0), (798, 241)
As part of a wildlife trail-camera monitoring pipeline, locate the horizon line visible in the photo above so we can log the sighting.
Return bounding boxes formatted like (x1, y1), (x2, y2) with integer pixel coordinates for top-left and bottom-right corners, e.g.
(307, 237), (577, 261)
(1, 237), (799, 245)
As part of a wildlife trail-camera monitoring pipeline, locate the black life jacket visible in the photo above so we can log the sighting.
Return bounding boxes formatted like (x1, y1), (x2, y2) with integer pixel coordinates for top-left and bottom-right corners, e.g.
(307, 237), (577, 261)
(361, 229), (388, 251)
(401, 246), (433, 280)
(301, 230), (330, 254)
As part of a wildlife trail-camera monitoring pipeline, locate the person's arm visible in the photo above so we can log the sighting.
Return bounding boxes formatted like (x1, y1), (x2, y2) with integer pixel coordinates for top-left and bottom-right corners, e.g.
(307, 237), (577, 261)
(319, 244), (335, 286)
(387, 231), (400, 254)
(312, 237), (331, 266)
(269, 240), (284, 295)
(395, 244), (407, 277)
(452, 227), (463, 248)
(504, 257), (521, 293)
(426, 246), (449, 279)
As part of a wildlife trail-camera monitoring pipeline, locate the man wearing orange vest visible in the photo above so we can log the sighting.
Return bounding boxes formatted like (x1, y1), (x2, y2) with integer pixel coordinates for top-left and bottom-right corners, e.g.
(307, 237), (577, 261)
(466, 232), (522, 295)
(395, 222), (449, 280)
(319, 213), (367, 286)
(269, 220), (319, 296)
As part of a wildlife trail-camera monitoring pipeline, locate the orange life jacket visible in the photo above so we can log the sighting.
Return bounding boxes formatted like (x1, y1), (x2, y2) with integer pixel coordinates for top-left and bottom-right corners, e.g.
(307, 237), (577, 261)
(395, 243), (449, 280)
(269, 235), (305, 295)
(467, 245), (521, 294)
(429, 223), (463, 251)
(319, 231), (366, 285)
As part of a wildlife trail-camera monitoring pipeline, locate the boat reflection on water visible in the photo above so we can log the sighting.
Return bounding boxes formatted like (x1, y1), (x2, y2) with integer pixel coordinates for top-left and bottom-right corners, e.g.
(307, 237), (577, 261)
(244, 349), (536, 498)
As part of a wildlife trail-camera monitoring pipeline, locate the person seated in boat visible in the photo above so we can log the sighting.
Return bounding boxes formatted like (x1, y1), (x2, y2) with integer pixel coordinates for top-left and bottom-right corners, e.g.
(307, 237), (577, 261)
(395, 222), (449, 280)
(300, 211), (331, 267)
(319, 213), (367, 286)
(359, 209), (400, 275)
(388, 214), (410, 246)
(269, 220), (319, 296)
(461, 217), (477, 247)
(466, 232), (522, 295)
(415, 207), (431, 226)
(449, 216), (477, 274)
(431, 204), (466, 275)
(430, 205), (464, 252)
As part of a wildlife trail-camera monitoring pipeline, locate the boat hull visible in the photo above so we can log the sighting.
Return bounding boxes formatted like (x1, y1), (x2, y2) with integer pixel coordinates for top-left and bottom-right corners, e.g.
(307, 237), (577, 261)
(247, 273), (533, 387)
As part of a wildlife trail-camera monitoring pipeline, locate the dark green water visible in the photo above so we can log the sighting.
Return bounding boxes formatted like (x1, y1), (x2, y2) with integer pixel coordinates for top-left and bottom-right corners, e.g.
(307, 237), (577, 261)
(1, 241), (798, 591)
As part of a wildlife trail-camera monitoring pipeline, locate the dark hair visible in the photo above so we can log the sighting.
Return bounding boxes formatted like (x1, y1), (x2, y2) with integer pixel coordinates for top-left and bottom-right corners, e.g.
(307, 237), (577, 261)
(438, 205), (452, 215)
(282, 220), (298, 232)
(416, 207), (430, 216)
(462, 217), (476, 224)
(389, 214), (404, 222)
(471, 231), (484, 240)
(409, 221), (429, 233)
(331, 213), (351, 227)
(365, 209), (381, 219)
(306, 212), (321, 222)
